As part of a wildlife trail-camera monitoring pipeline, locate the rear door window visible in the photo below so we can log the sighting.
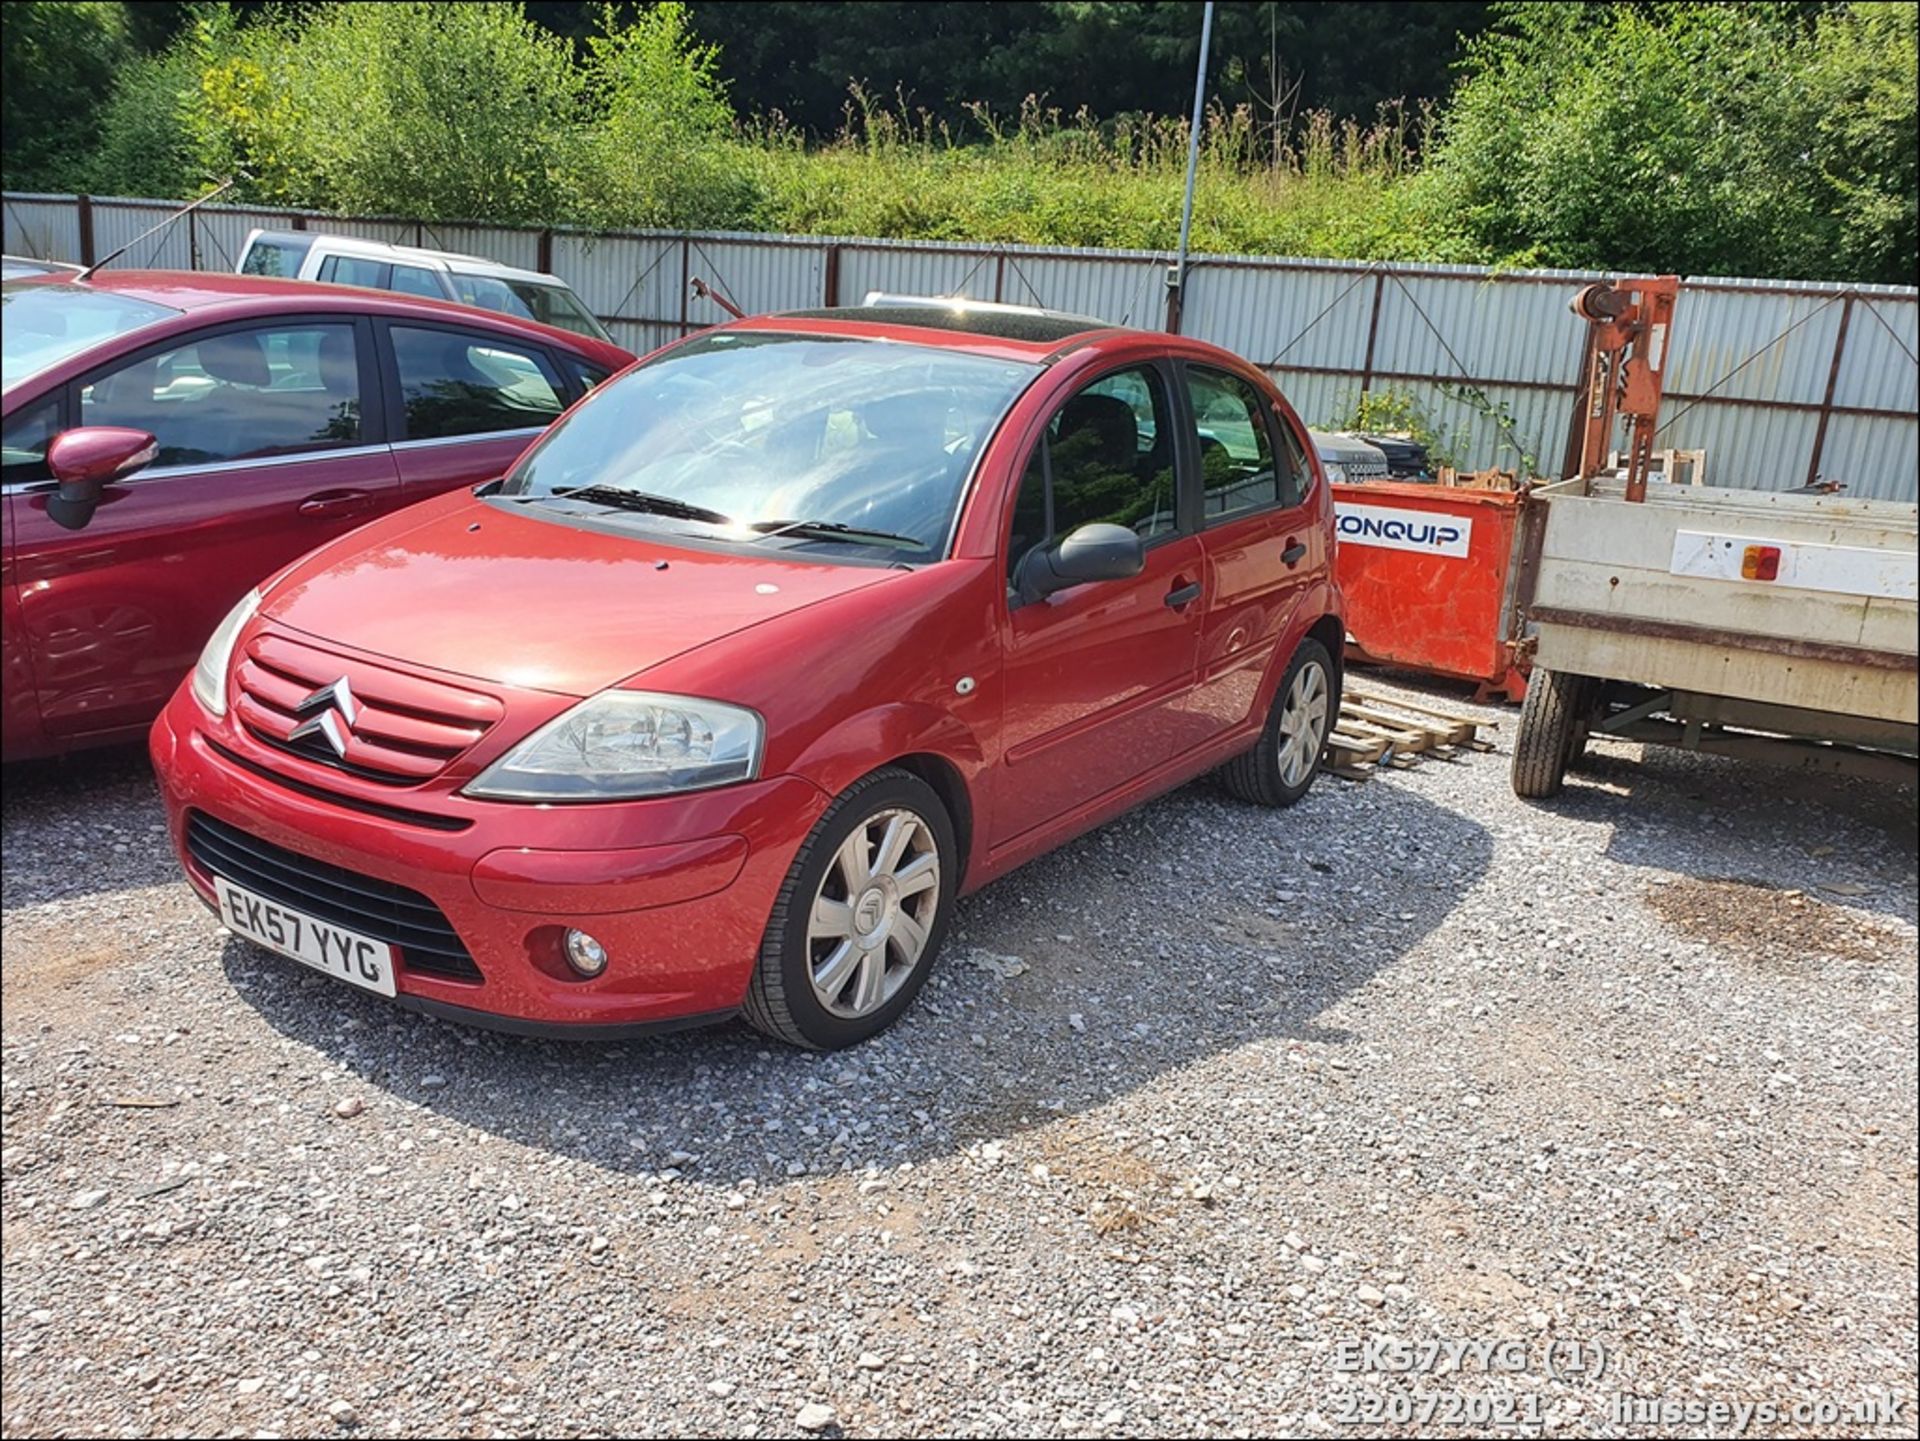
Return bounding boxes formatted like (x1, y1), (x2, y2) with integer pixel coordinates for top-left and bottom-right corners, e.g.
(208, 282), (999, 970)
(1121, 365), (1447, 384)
(78, 323), (364, 467)
(388, 326), (565, 440)
(1186, 366), (1286, 521)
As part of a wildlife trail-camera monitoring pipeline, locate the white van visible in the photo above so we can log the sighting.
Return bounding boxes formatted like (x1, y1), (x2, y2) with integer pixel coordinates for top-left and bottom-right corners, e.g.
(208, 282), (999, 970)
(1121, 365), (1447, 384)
(236, 229), (613, 344)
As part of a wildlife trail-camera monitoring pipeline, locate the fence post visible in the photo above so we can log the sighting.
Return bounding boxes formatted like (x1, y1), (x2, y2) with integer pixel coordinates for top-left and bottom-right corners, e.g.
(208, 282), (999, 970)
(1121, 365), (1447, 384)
(1163, 261), (1185, 334)
(1805, 295), (1854, 488)
(993, 253), (1006, 304)
(77, 194), (95, 268)
(823, 245), (842, 307)
(538, 228), (553, 276)
(1359, 270), (1387, 399)
(679, 237), (690, 332)
(188, 206), (199, 269)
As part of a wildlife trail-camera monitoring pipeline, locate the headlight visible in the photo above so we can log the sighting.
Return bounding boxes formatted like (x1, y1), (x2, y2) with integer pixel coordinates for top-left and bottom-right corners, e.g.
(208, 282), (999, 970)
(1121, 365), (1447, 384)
(464, 691), (763, 801)
(1322, 461), (1347, 484)
(191, 589), (259, 716)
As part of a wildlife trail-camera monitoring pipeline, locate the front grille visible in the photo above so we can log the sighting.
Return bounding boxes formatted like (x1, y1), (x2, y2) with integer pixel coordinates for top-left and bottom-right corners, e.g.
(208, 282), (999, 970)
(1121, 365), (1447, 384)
(187, 812), (483, 983)
(234, 634), (502, 786)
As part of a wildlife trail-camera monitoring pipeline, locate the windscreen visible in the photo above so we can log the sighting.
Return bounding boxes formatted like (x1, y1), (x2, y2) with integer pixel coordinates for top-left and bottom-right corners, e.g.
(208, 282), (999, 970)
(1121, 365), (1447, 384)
(501, 331), (1040, 560)
(2, 282), (181, 390)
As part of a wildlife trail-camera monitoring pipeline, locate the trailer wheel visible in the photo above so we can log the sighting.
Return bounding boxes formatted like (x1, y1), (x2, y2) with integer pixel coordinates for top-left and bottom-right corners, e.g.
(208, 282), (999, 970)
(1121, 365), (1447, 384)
(1512, 668), (1597, 799)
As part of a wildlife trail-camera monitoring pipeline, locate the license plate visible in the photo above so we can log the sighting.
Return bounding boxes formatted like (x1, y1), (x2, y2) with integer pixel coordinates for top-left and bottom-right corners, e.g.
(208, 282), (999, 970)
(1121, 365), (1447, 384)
(213, 877), (396, 998)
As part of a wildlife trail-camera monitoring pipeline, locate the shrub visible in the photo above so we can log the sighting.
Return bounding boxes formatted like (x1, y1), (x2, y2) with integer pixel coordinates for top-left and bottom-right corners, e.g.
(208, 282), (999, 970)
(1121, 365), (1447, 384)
(84, 41), (200, 199)
(571, 2), (759, 229)
(1, 1), (131, 189)
(190, 1), (582, 222)
(1422, 1), (1919, 284)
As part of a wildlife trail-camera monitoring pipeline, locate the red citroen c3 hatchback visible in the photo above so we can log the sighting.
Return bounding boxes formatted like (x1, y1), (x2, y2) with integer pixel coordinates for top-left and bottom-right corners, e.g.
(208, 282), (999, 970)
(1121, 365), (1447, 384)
(1, 271), (630, 761)
(150, 302), (1343, 1049)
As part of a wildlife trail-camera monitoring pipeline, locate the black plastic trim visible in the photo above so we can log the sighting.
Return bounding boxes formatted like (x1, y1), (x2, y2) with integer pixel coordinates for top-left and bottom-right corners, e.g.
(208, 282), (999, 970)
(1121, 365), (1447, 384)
(210, 736), (469, 831)
(186, 811), (481, 981)
(390, 995), (736, 1042)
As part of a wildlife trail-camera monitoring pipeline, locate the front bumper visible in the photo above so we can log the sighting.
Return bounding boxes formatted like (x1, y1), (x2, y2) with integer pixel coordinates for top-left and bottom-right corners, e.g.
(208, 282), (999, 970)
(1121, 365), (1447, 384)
(151, 690), (829, 1031)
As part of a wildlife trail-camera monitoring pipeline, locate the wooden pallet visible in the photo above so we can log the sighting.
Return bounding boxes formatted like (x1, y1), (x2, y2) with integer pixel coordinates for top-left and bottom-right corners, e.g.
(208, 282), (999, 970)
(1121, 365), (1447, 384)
(1325, 682), (1497, 780)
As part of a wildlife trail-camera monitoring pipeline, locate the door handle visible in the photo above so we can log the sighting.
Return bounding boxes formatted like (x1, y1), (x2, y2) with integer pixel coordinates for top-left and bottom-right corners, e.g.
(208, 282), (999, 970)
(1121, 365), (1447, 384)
(1165, 580), (1203, 608)
(299, 489), (375, 518)
(1281, 540), (1308, 567)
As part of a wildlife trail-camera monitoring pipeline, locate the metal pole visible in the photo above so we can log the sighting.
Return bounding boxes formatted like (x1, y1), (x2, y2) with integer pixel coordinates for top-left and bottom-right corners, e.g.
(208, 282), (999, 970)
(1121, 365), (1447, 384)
(1167, 0), (1215, 332)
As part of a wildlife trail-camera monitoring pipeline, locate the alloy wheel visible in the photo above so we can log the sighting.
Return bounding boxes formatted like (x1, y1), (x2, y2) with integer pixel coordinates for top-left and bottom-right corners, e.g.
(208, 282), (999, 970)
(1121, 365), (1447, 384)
(1275, 660), (1330, 787)
(806, 807), (942, 1019)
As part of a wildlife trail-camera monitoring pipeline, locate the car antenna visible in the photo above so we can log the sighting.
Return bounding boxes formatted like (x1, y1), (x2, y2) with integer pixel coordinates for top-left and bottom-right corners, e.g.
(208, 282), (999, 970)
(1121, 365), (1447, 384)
(78, 173), (249, 280)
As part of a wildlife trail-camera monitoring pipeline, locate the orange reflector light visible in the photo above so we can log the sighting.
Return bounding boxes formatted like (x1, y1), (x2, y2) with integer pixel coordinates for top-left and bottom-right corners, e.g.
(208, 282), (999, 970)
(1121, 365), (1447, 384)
(1741, 544), (1781, 581)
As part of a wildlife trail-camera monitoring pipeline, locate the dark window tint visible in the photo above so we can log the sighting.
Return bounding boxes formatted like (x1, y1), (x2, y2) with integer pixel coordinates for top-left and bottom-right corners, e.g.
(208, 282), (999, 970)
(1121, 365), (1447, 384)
(567, 357), (611, 393)
(1008, 365), (1177, 584)
(2, 394), (59, 485)
(390, 265), (444, 299)
(79, 324), (362, 467)
(1275, 417), (1309, 508)
(390, 326), (564, 440)
(1188, 366), (1285, 521)
(318, 255), (389, 289)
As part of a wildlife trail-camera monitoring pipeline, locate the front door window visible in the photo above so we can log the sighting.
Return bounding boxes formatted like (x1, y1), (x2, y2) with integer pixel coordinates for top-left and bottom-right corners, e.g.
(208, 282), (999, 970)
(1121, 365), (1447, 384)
(80, 324), (363, 467)
(1008, 364), (1178, 587)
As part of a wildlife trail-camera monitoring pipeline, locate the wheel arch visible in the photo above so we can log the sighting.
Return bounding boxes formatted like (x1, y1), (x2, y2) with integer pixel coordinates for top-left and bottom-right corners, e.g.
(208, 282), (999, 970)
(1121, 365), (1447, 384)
(784, 701), (986, 887)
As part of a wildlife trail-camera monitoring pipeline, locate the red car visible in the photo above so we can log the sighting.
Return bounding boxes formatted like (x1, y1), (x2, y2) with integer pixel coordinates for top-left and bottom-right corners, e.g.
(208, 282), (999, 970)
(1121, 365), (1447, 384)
(150, 301), (1343, 1049)
(1, 271), (630, 760)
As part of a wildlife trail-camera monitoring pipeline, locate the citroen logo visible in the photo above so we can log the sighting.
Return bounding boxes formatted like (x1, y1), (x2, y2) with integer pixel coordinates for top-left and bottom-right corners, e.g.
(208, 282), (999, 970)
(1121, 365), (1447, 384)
(288, 677), (359, 759)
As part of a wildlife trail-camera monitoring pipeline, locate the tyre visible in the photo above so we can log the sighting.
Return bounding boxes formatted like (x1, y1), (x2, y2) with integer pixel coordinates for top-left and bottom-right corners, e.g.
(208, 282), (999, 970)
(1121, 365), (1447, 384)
(743, 766), (957, 1049)
(1511, 667), (1597, 798)
(1220, 637), (1339, 808)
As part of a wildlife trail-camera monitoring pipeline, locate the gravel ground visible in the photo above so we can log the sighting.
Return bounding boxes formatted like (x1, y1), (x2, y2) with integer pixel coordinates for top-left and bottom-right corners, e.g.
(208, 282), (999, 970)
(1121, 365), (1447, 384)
(3, 674), (1915, 1439)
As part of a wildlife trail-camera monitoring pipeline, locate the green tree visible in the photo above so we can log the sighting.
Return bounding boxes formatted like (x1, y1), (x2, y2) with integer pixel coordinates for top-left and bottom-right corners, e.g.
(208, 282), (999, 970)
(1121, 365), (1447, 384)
(571, 1), (757, 228)
(1422, 2), (1916, 282)
(1, 1), (131, 188)
(190, 1), (582, 221)
(1806, 2), (1918, 284)
(84, 41), (201, 198)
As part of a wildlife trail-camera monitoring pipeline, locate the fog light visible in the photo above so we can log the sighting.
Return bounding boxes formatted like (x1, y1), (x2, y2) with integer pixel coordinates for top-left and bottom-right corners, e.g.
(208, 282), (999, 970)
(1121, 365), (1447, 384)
(563, 929), (608, 977)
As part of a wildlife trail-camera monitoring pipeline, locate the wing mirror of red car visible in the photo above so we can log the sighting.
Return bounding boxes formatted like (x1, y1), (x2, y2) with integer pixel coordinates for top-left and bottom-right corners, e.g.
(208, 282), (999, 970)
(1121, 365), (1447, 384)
(45, 427), (158, 531)
(1014, 522), (1146, 606)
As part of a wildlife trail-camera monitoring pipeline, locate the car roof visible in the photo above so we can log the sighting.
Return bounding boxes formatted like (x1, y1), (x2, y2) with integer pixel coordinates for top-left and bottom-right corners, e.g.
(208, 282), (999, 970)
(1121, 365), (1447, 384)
(247, 228), (564, 285)
(6, 270), (631, 370)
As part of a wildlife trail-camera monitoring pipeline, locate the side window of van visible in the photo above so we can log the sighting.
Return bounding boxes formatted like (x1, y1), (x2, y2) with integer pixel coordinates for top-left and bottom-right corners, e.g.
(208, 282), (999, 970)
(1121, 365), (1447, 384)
(240, 237), (312, 278)
(318, 256), (390, 290)
(390, 265), (444, 300)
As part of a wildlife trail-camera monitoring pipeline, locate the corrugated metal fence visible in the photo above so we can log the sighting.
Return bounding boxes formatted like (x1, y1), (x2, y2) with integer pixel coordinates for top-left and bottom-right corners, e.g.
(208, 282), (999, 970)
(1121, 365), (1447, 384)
(7, 190), (1916, 501)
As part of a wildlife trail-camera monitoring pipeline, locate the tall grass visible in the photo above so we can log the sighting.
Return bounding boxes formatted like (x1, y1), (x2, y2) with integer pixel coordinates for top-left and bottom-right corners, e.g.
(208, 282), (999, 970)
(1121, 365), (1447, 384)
(735, 93), (1467, 260)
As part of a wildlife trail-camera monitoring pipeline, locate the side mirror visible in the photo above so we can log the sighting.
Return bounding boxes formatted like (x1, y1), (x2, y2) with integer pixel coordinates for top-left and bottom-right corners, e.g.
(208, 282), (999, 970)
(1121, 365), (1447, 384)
(1015, 521), (1146, 604)
(45, 427), (157, 531)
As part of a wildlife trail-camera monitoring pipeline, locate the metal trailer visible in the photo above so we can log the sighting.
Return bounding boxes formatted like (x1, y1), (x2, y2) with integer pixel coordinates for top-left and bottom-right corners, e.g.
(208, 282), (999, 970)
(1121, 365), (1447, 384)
(1511, 476), (1919, 794)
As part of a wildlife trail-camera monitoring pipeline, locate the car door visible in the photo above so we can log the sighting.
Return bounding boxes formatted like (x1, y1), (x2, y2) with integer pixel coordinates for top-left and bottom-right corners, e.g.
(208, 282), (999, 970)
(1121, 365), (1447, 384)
(992, 361), (1205, 846)
(378, 320), (571, 499)
(10, 316), (398, 742)
(1180, 362), (1322, 741)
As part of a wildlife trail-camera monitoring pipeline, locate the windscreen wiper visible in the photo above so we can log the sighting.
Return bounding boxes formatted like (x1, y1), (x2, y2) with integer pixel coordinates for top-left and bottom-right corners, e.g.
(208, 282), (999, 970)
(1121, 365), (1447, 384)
(521, 485), (733, 525)
(750, 518), (931, 551)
